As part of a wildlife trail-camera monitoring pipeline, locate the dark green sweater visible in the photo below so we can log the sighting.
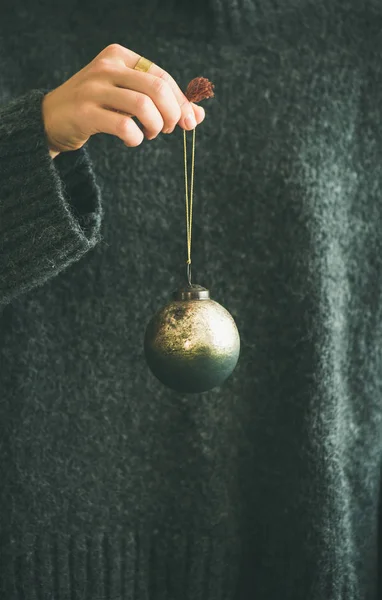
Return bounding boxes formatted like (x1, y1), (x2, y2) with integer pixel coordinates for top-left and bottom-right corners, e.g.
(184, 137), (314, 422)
(1, 1), (382, 598)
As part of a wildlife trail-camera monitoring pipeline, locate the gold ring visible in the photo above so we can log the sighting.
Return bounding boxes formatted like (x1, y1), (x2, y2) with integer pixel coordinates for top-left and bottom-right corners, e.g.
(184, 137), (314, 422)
(134, 56), (153, 72)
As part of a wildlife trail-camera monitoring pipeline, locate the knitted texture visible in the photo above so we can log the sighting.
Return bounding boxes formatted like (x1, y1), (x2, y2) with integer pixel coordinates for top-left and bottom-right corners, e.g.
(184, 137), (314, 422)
(0, 90), (103, 306)
(1, 1), (382, 599)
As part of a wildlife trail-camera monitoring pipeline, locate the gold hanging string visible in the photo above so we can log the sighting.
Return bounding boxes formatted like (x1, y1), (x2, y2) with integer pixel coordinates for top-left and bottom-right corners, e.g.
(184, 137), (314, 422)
(183, 127), (196, 286)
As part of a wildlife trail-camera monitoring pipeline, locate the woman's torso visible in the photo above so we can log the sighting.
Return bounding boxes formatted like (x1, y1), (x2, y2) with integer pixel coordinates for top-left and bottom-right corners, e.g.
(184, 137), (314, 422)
(0, 1), (381, 598)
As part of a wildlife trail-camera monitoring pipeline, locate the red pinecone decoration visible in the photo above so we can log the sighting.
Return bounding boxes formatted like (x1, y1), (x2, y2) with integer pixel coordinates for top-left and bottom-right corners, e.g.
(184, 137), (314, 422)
(185, 77), (215, 103)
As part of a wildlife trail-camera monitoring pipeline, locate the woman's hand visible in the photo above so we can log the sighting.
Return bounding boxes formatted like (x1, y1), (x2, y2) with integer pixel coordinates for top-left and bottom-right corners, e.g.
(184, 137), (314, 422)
(42, 44), (206, 159)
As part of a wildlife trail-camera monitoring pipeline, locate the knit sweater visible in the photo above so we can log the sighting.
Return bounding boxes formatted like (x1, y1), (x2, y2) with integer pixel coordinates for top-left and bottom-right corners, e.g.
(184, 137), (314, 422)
(1, 0), (382, 598)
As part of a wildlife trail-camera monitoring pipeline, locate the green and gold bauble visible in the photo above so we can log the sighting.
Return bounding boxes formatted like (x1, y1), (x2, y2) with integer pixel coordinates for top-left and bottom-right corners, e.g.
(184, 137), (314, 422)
(144, 78), (240, 393)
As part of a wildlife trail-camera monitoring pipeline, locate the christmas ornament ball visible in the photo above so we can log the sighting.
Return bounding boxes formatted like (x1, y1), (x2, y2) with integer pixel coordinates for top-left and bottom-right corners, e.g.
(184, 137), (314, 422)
(144, 285), (240, 393)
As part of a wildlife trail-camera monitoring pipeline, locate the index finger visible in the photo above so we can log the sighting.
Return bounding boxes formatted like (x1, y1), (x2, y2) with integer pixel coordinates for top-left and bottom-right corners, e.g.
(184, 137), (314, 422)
(149, 64), (205, 129)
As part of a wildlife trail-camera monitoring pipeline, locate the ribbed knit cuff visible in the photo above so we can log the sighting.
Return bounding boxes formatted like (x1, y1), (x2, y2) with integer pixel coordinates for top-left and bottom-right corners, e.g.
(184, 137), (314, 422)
(0, 89), (103, 306)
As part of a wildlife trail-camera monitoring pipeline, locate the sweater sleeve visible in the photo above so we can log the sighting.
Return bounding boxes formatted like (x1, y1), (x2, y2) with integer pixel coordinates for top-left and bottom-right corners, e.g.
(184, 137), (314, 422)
(0, 89), (103, 307)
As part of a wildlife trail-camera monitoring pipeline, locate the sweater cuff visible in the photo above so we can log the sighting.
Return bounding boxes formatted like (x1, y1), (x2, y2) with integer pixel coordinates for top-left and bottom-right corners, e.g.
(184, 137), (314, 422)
(0, 89), (103, 306)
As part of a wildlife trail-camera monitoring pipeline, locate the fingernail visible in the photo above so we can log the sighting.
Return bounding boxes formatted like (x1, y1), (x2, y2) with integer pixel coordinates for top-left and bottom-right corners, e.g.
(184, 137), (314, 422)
(185, 113), (197, 130)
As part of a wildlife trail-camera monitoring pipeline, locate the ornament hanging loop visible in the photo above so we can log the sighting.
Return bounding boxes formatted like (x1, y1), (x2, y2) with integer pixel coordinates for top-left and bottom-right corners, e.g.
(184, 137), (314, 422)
(184, 128), (195, 289)
(182, 78), (214, 292)
(186, 261), (192, 286)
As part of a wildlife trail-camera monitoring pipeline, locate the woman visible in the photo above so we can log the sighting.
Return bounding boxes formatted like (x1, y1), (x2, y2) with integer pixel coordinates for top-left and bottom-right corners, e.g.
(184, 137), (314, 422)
(0, 0), (381, 598)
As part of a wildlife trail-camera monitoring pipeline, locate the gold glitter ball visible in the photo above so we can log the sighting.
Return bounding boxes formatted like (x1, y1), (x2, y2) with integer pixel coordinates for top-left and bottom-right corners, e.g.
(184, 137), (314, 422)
(144, 285), (240, 393)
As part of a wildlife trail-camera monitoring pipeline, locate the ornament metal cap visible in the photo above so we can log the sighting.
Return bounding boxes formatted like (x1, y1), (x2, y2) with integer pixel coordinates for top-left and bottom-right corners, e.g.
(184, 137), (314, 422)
(172, 284), (210, 301)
